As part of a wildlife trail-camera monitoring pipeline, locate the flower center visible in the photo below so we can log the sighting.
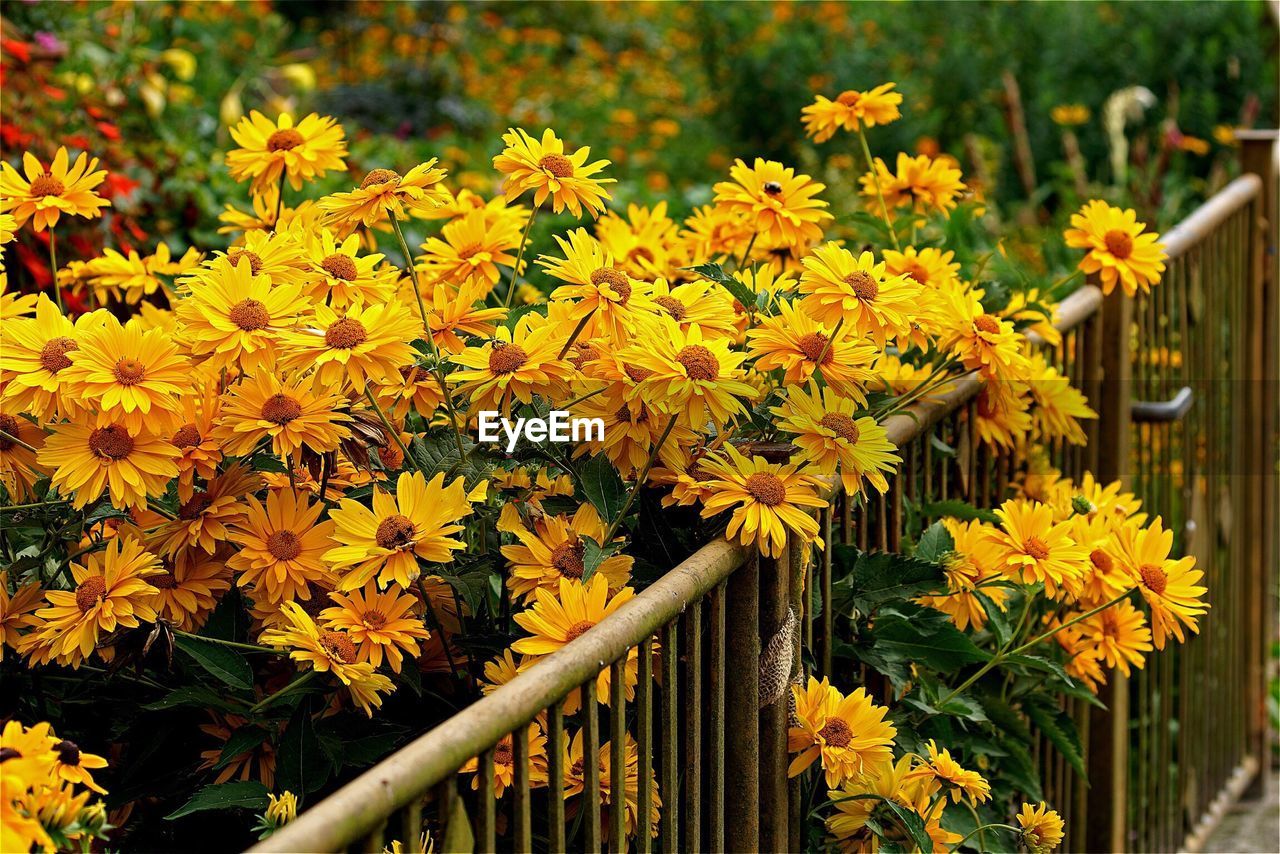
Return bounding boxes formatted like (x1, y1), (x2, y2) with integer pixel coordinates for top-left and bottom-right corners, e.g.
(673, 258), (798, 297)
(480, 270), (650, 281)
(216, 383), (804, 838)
(88, 425), (134, 460)
(974, 314), (1001, 334)
(319, 630), (358, 664)
(1139, 563), (1168, 595)
(835, 91), (861, 107)
(375, 514), (416, 550)
(266, 128), (305, 152)
(570, 341), (600, 369)
(39, 337), (78, 373)
(654, 296), (686, 321)
(266, 530), (302, 561)
(590, 267), (631, 303)
(796, 332), (833, 364)
(361, 168), (401, 189)
(565, 620), (595, 642)
(976, 389), (999, 419)
(818, 718), (853, 748)
(361, 610), (387, 631)
(113, 358), (146, 386)
(54, 740), (81, 766)
(494, 742), (514, 765)
(1089, 548), (1113, 572)
(538, 154), (574, 178)
(820, 413), (861, 442)
(228, 250), (264, 275)
(229, 298), (271, 331)
(1104, 229), (1134, 259)
(905, 263), (930, 286)
(325, 317), (368, 349)
(550, 539), (587, 580)
(745, 472), (787, 506)
(30, 173), (65, 197)
(1022, 536), (1051, 560)
(0, 748), (21, 762)
(150, 570), (178, 590)
(842, 271), (879, 302)
(321, 253), (358, 281)
(624, 364), (654, 383)
(75, 576), (108, 612)
(676, 344), (719, 380)
(615, 405), (647, 425)
(261, 393), (303, 425)
(178, 491), (214, 520)
(488, 343), (529, 374)
(0, 415), (18, 451)
(762, 180), (783, 196)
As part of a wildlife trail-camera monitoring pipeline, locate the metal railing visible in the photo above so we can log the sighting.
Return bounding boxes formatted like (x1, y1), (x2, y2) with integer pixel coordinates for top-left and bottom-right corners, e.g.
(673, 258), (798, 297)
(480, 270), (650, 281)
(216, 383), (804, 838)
(253, 136), (1277, 854)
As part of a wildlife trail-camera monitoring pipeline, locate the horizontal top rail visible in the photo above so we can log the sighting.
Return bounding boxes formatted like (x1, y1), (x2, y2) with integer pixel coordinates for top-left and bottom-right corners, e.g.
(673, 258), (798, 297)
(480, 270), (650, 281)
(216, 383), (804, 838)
(251, 282), (1106, 854)
(1161, 174), (1261, 260)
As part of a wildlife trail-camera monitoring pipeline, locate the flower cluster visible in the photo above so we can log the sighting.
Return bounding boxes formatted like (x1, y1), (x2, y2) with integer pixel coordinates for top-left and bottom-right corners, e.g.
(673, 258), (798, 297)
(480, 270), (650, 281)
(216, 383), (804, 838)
(0, 720), (111, 853)
(0, 77), (1185, 851)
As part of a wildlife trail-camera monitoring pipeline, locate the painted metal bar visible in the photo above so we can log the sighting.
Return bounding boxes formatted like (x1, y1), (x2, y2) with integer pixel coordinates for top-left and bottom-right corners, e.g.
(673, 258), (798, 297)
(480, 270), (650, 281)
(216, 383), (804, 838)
(610, 659), (627, 854)
(684, 603), (703, 852)
(583, 677), (601, 853)
(660, 620), (679, 851)
(707, 583), (727, 853)
(636, 638), (654, 854)
(546, 703), (565, 854)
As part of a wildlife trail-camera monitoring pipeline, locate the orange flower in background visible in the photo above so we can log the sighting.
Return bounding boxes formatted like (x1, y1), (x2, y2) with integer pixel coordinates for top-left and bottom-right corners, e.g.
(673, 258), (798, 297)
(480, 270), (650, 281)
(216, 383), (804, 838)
(1, 147), (110, 231)
(1064, 200), (1167, 296)
(226, 111), (348, 193)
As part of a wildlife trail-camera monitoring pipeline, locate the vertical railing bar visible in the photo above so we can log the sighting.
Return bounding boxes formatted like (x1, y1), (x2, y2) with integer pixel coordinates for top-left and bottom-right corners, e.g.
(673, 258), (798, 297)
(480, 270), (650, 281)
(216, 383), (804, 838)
(637, 637), (654, 854)
(724, 553), (760, 853)
(660, 619), (680, 851)
(684, 603), (703, 852)
(611, 658), (628, 854)
(479, 748), (496, 854)
(400, 797), (423, 854)
(708, 583), (727, 853)
(547, 702), (566, 854)
(583, 677), (602, 853)
(513, 725), (532, 853)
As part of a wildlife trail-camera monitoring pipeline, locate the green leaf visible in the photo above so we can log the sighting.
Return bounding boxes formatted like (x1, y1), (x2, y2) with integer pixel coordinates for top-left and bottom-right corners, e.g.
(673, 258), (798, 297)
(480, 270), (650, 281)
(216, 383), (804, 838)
(1000, 740), (1045, 802)
(143, 686), (247, 712)
(979, 280), (1011, 313)
(1024, 696), (1086, 776)
(832, 548), (947, 615)
(579, 536), (616, 584)
(275, 702), (332, 795)
(502, 302), (547, 330)
(576, 454), (628, 523)
(971, 589), (1012, 647)
(687, 261), (757, 309)
(918, 500), (1000, 525)
(215, 726), (268, 769)
(174, 635), (252, 691)
(881, 800), (934, 854)
(164, 781), (269, 820)
(914, 521), (954, 563)
(869, 604), (990, 671)
(1003, 653), (1075, 689)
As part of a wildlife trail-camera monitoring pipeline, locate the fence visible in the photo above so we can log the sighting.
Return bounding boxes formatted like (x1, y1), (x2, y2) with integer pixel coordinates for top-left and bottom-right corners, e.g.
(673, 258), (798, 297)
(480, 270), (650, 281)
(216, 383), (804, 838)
(253, 135), (1277, 854)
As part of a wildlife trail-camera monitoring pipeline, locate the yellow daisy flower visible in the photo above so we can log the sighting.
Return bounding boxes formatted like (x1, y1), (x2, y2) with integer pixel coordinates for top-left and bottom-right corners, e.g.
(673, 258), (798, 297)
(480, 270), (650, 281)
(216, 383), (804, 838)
(860, 152), (967, 216)
(1017, 802), (1065, 853)
(594, 201), (681, 281)
(986, 498), (1089, 599)
(302, 229), (398, 308)
(788, 676), (897, 786)
(771, 381), (900, 498)
(168, 378), (224, 502)
(226, 111), (348, 193)
(0, 295), (91, 421)
(320, 163), (450, 229)
(798, 244), (920, 348)
(493, 127), (614, 218)
(416, 207), (522, 292)
(882, 245), (960, 291)
(420, 278), (507, 354)
(320, 582), (430, 673)
(562, 731), (661, 840)
(938, 286), (1031, 382)
(907, 739), (991, 805)
(458, 724), (548, 798)
(541, 229), (656, 346)
(747, 300), (879, 403)
(38, 421), (179, 510)
(451, 313), (573, 417)
(324, 471), (474, 591)
(0, 147), (110, 231)
(647, 276), (738, 340)
(1027, 352), (1097, 445)
(1114, 516), (1208, 648)
(801, 82), (903, 142)
(280, 301), (420, 391)
(0, 411), (47, 501)
(152, 464), (258, 556)
(917, 518), (1009, 631)
(1064, 199), (1167, 296)
(50, 739), (109, 794)
(214, 372), (351, 461)
(697, 443), (826, 558)
(501, 503), (633, 604)
(146, 547), (232, 632)
(1, 570), (44, 661)
(1079, 598), (1153, 676)
(228, 488), (336, 607)
(712, 158), (831, 248)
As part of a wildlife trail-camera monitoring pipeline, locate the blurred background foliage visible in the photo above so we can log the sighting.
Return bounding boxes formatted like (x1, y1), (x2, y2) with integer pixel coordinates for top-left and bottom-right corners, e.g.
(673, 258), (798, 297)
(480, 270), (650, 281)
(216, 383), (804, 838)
(1, 0), (1275, 279)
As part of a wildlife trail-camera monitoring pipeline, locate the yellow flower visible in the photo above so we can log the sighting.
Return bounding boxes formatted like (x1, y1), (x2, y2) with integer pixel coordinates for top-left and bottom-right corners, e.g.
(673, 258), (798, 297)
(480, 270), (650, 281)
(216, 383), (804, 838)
(647, 276), (738, 340)
(1064, 200), (1167, 296)
(265, 791), (298, 828)
(771, 381), (899, 497)
(226, 111), (347, 193)
(802, 82), (903, 142)
(882, 245), (960, 291)
(747, 300), (878, 402)
(416, 207), (522, 293)
(798, 244), (920, 348)
(825, 755), (918, 852)
(280, 301), (420, 391)
(146, 547), (232, 632)
(420, 277), (507, 354)
(907, 740), (991, 805)
(84, 243), (201, 305)
(214, 372), (351, 462)
(566, 382), (697, 479)
(788, 676), (897, 786)
(325, 471), (474, 591)
(301, 229), (398, 308)
(259, 602), (394, 716)
(712, 158), (831, 248)
(493, 127), (614, 218)
(0, 295), (87, 421)
(229, 488), (336, 607)
(0, 147), (110, 231)
(619, 318), (758, 428)
(30, 536), (160, 667)
(679, 203), (754, 264)
(1017, 802), (1065, 853)
(1079, 598), (1153, 676)
(562, 731), (661, 839)
(168, 379), (224, 502)
(860, 152), (966, 216)
(320, 582), (430, 673)
(451, 313), (573, 417)
(50, 738), (110, 794)
(1114, 516), (1208, 648)
(917, 518), (1009, 631)
(594, 201), (681, 281)
(972, 382), (1033, 449)
(60, 311), (191, 433)
(511, 575), (639, 704)
(1, 570), (44, 661)
(320, 162), (451, 229)
(0, 410), (47, 501)
(698, 443), (825, 558)
(176, 256), (309, 373)
(501, 503), (633, 604)
(153, 464), (258, 556)
(1051, 104), (1090, 126)
(541, 228), (659, 346)
(459, 724), (548, 797)
(39, 421), (179, 510)
(1027, 352), (1097, 445)
(986, 498), (1089, 599)
(938, 286), (1031, 382)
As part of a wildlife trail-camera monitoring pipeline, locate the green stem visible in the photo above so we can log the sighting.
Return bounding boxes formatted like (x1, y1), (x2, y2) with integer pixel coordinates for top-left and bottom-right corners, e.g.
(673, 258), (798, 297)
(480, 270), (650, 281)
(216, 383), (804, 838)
(736, 231), (759, 271)
(271, 173), (286, 232)
(954, 822), (1019, 850)
(814, 317), (844, 369)
(1008, 589), (1132, 657)
(602, 414), (678, 545)
(856, 121), (900, 250)
(173, 629), (282, 655)
(556, 307), (596, 360)
(0, 497), (71, 513)
(48, 227), (63, 312)
(364, 388), (418, 474)
(250, 670), (316, 714)
(561, 386), (606, 410)
(504, 204), (539, 308)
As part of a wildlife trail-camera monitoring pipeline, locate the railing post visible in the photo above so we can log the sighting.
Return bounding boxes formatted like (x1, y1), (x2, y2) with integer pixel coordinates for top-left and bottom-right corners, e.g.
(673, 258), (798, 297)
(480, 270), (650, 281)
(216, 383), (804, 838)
(724, 550), (760, 852)
(1238, 129), (1279, 799)
(758, 543), (792, 853)
(1086, 283), (1132, 853)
